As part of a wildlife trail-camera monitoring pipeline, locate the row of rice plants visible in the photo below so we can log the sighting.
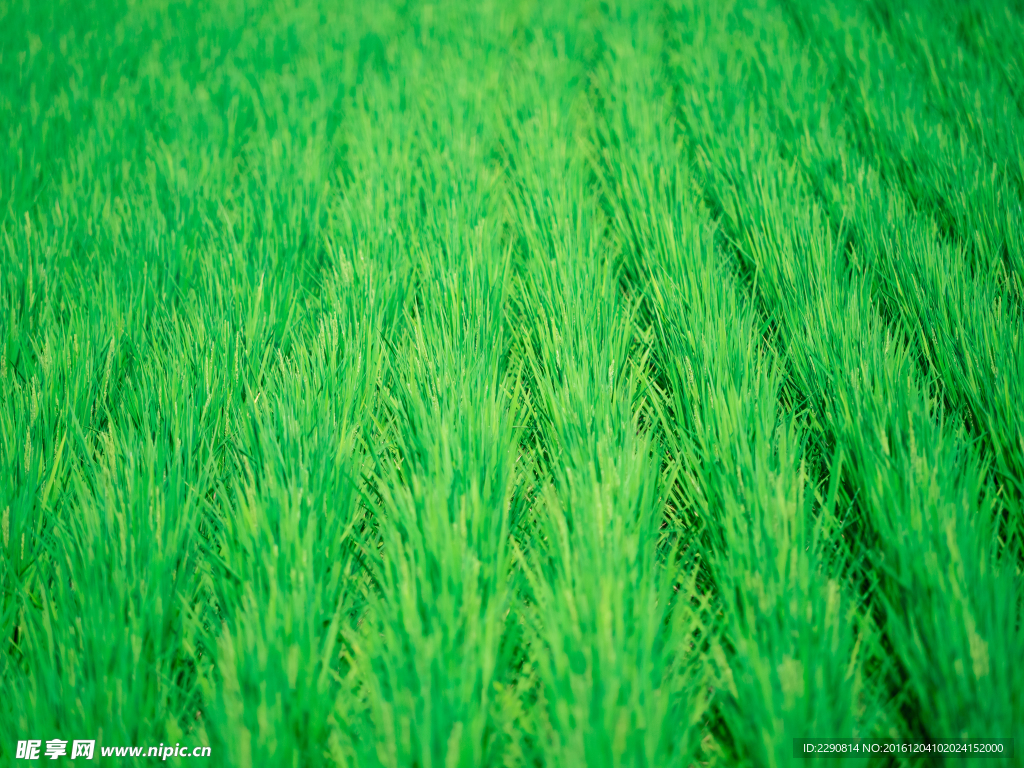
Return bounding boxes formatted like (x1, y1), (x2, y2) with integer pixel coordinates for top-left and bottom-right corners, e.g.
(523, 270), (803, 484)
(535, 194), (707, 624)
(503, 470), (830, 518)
(500, 10), (708, 764)
(593, 5), (880, 766)
(2, 0), (380, 759)
(333, 4), (530, 765)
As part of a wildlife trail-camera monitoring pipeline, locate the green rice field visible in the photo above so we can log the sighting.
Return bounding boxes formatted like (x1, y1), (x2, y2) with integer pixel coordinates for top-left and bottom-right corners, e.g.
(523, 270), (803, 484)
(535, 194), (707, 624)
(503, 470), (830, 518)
(2, 0), (1023, 764)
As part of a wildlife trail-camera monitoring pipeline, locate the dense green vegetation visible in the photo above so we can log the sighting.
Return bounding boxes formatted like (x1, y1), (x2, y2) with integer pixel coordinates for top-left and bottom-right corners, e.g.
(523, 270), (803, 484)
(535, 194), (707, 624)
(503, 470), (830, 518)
(2, 0), (1022, 764)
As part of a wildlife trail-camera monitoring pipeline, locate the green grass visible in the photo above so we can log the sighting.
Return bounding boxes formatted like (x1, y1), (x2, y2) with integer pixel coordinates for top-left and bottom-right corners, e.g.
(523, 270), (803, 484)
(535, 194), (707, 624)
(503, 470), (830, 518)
(2, 0), (1022, 765)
